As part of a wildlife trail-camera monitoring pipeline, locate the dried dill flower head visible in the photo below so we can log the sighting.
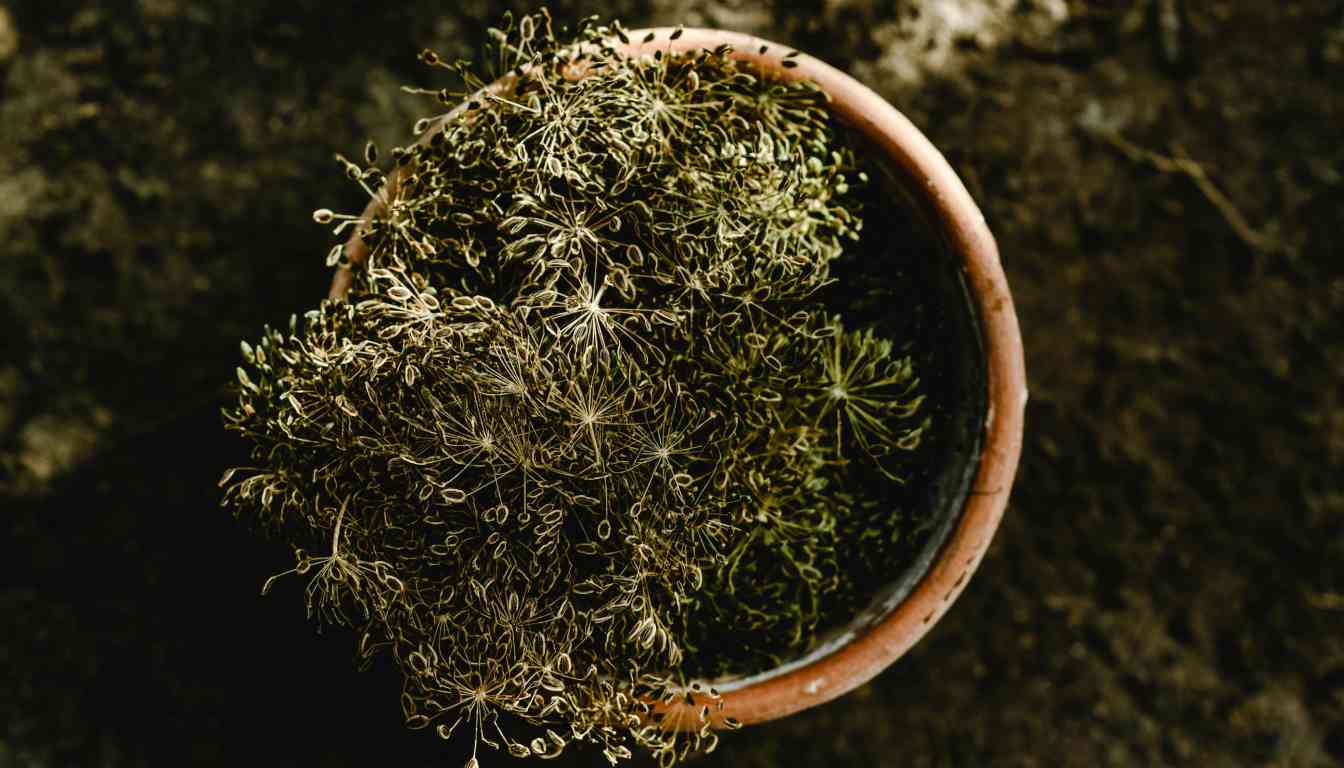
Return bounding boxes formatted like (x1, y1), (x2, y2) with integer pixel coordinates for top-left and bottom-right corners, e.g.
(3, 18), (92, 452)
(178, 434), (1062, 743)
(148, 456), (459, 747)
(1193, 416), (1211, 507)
(221, 11), (926, 766)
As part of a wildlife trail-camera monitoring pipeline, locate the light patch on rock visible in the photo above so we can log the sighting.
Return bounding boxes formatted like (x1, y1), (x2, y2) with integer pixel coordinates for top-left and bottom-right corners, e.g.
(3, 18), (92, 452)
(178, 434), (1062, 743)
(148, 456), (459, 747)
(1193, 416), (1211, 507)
(648, 0), (779, 38)
(0, 6), (16, 63)
(10, 408), (111, 489)
(645, 1), (1067, 92)
(852, 0), (1069, 89)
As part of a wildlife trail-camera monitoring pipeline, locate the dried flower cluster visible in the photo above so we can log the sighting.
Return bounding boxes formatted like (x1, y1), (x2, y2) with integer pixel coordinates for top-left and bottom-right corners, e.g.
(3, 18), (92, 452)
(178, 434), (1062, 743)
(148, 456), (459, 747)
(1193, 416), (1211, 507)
(221, 12), (925, 766)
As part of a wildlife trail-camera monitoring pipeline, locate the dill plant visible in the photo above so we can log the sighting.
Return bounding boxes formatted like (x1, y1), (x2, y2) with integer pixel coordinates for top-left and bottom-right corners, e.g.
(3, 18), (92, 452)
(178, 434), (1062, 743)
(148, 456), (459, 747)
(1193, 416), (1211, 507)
(221, 11), (928, 766)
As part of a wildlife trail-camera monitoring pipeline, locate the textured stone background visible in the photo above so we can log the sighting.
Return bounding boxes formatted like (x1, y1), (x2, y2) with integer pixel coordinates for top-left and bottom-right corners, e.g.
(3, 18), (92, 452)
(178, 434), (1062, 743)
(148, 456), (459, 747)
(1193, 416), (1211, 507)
(2, 1), (1342, 766)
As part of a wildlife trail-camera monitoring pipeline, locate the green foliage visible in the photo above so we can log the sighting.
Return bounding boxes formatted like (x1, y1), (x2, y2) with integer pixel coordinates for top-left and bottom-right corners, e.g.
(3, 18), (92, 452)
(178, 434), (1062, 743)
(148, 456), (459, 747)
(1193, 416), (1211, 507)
(221, 11), (926, 766)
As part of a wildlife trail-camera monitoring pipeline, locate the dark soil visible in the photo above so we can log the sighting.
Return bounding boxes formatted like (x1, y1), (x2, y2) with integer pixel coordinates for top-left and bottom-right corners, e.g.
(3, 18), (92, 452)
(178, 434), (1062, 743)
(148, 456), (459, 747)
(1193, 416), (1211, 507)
(3, 1), (1342, 766)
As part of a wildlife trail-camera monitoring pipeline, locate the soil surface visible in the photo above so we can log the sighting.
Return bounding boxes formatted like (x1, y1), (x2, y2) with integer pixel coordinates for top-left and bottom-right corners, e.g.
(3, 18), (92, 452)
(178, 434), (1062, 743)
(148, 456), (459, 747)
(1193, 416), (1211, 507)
(2, 1), (1342, 766)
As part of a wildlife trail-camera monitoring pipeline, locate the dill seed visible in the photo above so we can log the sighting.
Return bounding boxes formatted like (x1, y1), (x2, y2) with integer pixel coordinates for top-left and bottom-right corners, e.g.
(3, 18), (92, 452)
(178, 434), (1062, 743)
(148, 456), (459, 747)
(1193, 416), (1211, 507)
(222, 10), (927, 766)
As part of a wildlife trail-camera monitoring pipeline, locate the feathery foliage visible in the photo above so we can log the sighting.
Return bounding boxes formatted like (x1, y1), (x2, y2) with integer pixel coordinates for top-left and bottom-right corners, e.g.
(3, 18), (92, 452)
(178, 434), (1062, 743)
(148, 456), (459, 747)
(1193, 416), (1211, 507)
(222, 11), (927, 765)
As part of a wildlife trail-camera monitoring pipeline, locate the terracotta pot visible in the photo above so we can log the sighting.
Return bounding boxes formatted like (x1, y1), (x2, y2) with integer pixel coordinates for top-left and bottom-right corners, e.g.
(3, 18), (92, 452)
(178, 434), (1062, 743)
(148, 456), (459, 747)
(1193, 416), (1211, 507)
(329, 27), (1026, 730)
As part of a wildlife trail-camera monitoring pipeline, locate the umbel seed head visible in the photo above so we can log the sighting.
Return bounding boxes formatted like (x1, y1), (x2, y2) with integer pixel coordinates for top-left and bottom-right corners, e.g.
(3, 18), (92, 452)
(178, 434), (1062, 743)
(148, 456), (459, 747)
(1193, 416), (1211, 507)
(221, 11), (926, 765)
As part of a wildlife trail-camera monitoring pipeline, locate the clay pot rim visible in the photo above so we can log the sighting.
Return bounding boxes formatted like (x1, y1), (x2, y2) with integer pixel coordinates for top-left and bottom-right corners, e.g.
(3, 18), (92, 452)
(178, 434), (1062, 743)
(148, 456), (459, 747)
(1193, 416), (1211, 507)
(328, 26), (1026, 730)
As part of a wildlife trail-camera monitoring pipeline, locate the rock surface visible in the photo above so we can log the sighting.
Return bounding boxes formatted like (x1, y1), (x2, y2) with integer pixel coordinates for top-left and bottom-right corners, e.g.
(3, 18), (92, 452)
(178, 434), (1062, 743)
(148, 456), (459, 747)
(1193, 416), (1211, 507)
(2, 1), (1341, 766)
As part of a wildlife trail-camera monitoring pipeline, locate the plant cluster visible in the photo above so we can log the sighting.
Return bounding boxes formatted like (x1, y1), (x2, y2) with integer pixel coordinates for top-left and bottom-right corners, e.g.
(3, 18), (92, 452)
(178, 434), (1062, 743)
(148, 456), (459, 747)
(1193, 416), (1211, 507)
(222, 11), (926, 766)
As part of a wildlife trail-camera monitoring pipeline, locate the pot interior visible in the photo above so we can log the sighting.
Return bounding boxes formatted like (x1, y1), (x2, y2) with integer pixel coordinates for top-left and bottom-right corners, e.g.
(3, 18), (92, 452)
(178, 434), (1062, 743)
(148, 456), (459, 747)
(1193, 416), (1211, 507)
(707, 126), (989, 689)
